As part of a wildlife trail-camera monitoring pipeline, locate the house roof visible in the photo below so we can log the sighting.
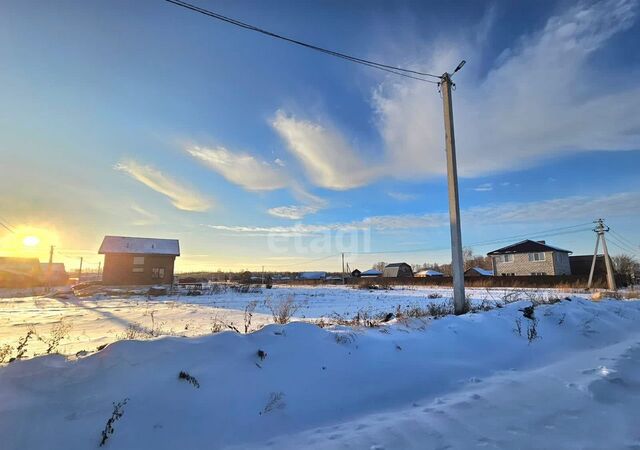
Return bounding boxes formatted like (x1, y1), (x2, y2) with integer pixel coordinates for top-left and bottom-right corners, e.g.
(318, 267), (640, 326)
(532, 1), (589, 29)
(416, 269), (444, 276)
(385, 262), (411, 268)
(487, 239), (571, 256)
(98, 236), (180, 256)
(0, 257), (41, 276)
(361, 269), (382, 276)
(465, 267), (494, 276)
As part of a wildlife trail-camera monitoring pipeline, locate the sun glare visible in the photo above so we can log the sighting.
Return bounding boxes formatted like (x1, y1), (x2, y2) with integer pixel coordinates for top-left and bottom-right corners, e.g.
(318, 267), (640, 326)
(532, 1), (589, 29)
(22, 235), (40, 247)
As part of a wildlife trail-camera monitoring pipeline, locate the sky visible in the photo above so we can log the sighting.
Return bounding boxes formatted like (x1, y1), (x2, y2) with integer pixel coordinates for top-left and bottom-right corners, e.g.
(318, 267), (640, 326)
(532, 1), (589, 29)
(1, 0), (639, 273)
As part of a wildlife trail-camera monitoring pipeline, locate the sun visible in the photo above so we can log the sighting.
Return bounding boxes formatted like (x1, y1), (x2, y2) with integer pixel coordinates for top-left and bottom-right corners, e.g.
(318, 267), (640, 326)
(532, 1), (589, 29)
(23, 235), (40, 247)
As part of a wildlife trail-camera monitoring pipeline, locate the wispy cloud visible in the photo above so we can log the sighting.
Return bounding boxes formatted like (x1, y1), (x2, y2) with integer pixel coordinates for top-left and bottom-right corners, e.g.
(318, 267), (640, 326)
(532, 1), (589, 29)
(187, 146), (289, 191)
(267, 205), (321, 220)
(208, 191), (640, 235)
(130, 204), (159, 226)
(387, 191), (419, 201)
(271, 110), (381, 190)
(474, 183), (493, 192)
(115, 160), (212, 212)
(374, 0), (640, 178)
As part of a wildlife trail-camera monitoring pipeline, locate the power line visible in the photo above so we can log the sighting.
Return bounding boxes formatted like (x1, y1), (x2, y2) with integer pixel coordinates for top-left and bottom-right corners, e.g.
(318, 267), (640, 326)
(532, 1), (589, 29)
(609, 228), (638, 251)
(606, 234), (639, 256)
(163, 0), (441, 84)
(347, 223), (593, 256)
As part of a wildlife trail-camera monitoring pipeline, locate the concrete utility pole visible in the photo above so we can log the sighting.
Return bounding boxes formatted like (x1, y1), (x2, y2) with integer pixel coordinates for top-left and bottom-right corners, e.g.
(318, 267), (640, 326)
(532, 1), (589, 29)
(440, 68), (466, 315)
(78, 257), (83, 282)
(587, 218), (616, 291)
(341, 252), (346, 284)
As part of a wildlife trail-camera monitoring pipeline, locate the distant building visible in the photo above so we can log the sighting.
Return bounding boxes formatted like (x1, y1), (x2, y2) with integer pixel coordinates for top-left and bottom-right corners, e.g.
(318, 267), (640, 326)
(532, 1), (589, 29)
(415, 269), (444, 277)
(464, 267), (494, 277)
(360, 269), (382, 278)
(99, 236), (180, 286)
(569, 255), (612, 278)
(40, 263), (68, 285)
(0, 257), (41, 287)
(351, 269), (362, 278)
(383, 262), (413, 278)
(298, 271), (326, 281)
(487, 240), (572, 276)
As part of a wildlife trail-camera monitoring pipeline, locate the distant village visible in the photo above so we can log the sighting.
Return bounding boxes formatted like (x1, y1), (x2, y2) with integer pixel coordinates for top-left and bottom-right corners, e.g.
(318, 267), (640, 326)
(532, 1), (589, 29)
(1, 234), (634, 290)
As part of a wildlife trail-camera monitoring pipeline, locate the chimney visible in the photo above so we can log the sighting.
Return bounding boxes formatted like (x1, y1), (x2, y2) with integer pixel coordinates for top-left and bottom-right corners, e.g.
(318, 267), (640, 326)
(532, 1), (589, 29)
(537, 240), (546, 244)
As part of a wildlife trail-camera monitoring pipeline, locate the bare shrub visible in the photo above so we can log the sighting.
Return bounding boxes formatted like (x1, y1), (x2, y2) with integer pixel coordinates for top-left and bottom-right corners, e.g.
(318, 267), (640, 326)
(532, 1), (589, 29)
(259, 392), (286, 415)
(514, 318), (522, 336)
(527, 319), (539, 343)
(427, 292), (443, 299)
(244, 300), (258, 333)
(118, 323), (148, 340)
(12, 329), (34, 361)
(99, 398), (129, 447)
(334, 332), (357, 345)
(0, 344), (13, 363)
(37, 319), (72, 354)
(267, 296), (299, 324)
(178, 371), (200, 388)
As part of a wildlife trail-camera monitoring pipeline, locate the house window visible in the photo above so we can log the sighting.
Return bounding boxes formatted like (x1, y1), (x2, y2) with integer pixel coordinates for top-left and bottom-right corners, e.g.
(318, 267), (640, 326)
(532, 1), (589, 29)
(500, 254), (514, 263)
(531, 272), (547, 276)
(528, 252), (545, 262)
(501, 272), (515, 276)
(152, 268), (165, 279)
(132, 267), (144, 273)
(133, 256), (145, 265)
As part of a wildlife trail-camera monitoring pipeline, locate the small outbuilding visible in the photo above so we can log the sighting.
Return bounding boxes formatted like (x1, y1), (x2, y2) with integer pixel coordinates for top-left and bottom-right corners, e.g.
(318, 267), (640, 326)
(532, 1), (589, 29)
(99, 236), (180, 286)
(415, 269), (444, 277)
(40, 263), (69, 285)
(351, 269), (362, 278)
(464, 267), (494, 277)
(360, 269), (382, 278)
(0, 257), (41, 287)
(383, 262), (413, 278)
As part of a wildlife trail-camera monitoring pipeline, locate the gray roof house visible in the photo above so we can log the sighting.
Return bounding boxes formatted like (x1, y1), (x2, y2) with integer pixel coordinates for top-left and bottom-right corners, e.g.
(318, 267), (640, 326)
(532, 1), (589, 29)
(383, 262), (413, 278)
(487, 240), (572, 276)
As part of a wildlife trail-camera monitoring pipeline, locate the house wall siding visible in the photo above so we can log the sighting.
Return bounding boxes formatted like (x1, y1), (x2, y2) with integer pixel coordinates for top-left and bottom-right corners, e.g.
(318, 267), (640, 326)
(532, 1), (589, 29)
(102, 253), (176, 285)
(493, 251), (560, 276)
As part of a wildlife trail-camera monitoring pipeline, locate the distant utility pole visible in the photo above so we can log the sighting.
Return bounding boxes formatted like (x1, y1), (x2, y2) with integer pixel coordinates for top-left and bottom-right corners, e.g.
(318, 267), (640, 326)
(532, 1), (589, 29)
(440, 62), (466, 315)
(78, 257), (83, 282)
(48, 245), (54, 264)
(98, 261), (102, 278)
(588, 218), (616, 291)
(341, 252), (345, 285)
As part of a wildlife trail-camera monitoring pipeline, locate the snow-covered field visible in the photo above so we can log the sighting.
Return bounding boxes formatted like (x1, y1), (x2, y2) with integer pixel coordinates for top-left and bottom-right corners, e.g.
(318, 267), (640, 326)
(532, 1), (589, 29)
(0, 285), (570, 359)
(1, 286), (639, 449)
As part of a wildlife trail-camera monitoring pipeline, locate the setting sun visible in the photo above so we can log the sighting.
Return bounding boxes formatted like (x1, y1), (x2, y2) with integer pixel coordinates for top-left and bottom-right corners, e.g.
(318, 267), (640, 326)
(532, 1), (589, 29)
(22, 235), (40, 247)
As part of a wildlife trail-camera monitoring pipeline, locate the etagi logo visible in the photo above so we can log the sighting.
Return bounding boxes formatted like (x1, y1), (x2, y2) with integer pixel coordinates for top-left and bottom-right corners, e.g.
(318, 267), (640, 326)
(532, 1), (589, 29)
(266, 227), (372, 255)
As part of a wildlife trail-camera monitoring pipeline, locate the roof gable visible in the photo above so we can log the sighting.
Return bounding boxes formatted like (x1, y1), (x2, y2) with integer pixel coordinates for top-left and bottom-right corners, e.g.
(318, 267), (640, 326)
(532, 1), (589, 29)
(487, 239), (571, 255)
(99, 236), (180, 256)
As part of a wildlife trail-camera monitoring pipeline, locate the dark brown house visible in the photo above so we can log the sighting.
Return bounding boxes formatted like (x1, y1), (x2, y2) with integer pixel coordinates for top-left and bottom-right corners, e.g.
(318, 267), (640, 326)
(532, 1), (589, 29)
(99, 236), (180, 286)
(383, 262), (414, 278)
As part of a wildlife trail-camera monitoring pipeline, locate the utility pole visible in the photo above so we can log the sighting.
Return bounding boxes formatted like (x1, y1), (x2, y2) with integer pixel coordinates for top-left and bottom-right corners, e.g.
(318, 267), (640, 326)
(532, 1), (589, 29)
(78, 257), (83, 282)
(588, 218), (616, 290)
(48, 245), (54, 264)
(98, 261), (102, 279)
(440, 65), (466, 315)
(341, 252), (345, 284)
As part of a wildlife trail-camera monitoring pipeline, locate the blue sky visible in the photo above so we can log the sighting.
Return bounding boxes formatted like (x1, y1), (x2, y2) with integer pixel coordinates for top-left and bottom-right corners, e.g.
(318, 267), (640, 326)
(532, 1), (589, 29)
(1, 0), (639, 272)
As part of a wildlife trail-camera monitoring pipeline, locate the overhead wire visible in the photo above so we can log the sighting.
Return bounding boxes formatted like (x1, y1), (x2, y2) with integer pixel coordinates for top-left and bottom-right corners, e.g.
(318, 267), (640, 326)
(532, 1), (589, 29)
(163, 0), (441, 83)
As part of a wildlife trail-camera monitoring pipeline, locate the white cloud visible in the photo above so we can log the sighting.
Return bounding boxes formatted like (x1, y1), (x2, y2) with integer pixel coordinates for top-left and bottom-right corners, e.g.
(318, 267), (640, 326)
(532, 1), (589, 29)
(187, 146), (289, 191)
(374, 0), (640, 178)
(271, 110), (381, 190)
(208, 191), (640, 235)
(474, 183), (493, 192)
(387, 191), (419, 201)
(130, 204), (158, 226)
(267, 205), (320, 220)
(115, 160), (212, 212)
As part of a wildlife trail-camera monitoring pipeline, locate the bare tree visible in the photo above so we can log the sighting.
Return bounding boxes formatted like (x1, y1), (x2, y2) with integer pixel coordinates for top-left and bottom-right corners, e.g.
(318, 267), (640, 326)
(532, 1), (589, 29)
(612, 254), (639, 276)
(373, 262), (386, 272)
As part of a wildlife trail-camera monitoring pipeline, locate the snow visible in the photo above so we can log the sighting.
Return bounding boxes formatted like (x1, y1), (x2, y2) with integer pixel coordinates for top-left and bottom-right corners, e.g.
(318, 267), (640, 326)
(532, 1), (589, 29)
(1, 286), (639, 449)
(98, 236), (180, 255)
